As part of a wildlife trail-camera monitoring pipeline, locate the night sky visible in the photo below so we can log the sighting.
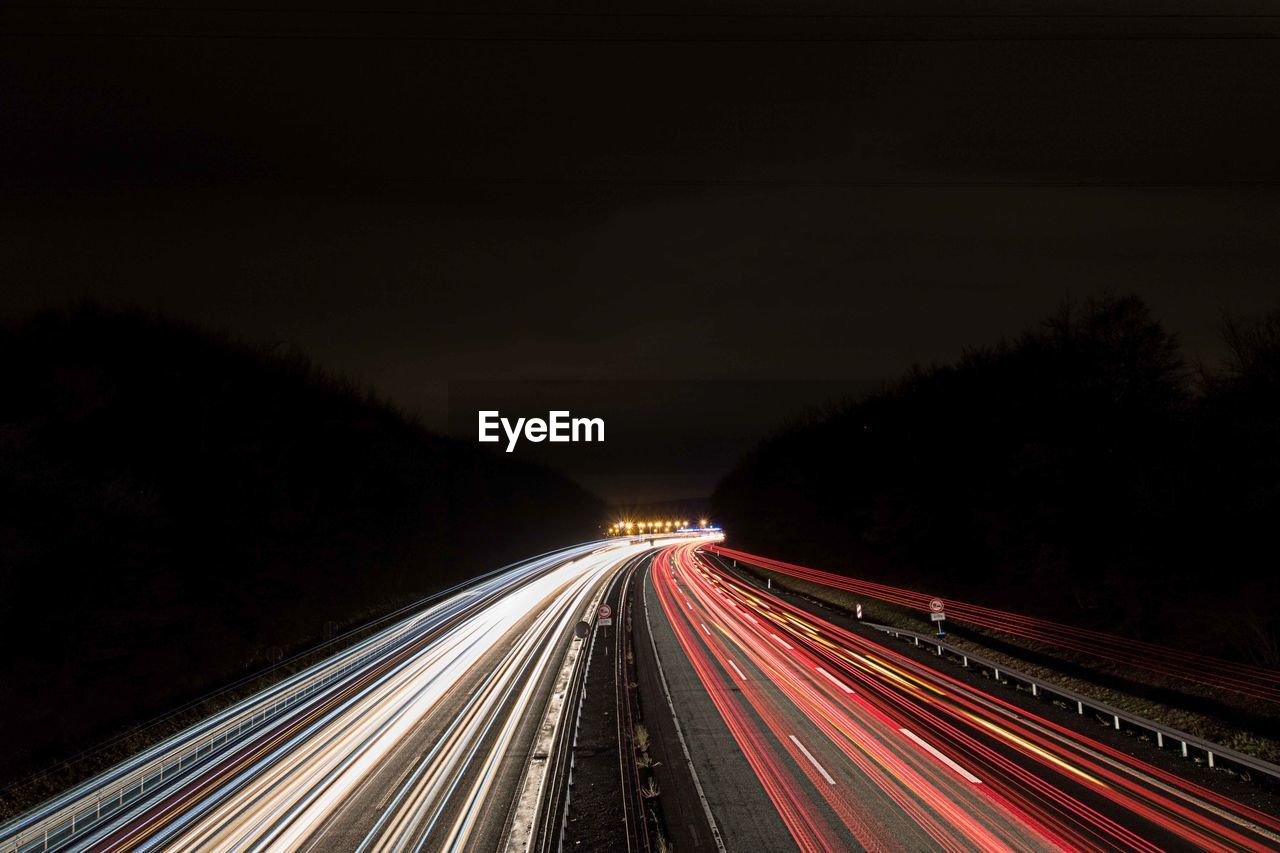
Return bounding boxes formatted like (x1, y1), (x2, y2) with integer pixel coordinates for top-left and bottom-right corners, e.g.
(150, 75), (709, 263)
(4, 3), (1280, 502)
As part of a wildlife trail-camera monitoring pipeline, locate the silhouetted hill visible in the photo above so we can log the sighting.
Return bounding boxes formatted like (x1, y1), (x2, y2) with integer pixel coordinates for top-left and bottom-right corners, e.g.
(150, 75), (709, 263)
(713, 295), (1280, 665)
(0, 305), (604, 787)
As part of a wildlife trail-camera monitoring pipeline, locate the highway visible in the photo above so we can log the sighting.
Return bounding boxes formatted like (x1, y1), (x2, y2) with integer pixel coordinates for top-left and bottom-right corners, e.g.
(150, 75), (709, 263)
(0, 537), (682, 853)
(647, 541), (1280, 852)
(705, 545), (1280, 705)
(9, 532), (1276, 853)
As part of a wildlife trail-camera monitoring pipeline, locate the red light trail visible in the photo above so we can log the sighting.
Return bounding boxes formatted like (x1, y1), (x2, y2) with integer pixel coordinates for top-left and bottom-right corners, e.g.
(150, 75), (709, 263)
(705, 545), (1280, 704)
(652, 542), (1280, 852)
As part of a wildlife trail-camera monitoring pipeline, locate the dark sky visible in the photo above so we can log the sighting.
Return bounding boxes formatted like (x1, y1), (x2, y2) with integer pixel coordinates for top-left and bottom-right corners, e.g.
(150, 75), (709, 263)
(3, 2), (1280, 502)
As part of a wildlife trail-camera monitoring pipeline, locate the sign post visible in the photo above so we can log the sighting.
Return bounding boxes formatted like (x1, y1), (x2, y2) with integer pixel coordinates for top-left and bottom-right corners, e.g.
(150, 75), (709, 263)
(928, 598), (946, 638)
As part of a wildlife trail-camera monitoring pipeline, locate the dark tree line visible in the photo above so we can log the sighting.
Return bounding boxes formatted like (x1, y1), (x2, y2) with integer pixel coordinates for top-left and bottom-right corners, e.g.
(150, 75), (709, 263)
(0, 305), (603, 786)
(713, 295), (1280, 665)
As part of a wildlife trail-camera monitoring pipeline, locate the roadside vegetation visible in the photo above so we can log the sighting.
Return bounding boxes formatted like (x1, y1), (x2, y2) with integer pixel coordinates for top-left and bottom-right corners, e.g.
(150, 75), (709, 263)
(714, 295), (1280, 669)
(0, 304), (603, 814)
(712, 295), (1280, 759)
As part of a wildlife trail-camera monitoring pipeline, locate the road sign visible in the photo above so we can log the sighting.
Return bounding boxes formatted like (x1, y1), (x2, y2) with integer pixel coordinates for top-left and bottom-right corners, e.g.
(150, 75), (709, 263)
(931, 612), (946, 622)
(598, 604), (612, 620)
(598, 618), (613, 626)
(573, 620), (590, 639)
(929, 598), (945, 613)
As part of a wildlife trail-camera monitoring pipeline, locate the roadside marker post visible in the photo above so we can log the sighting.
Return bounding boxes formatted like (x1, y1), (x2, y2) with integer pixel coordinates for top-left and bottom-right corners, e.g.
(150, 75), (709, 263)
(856, 603), (862, 620)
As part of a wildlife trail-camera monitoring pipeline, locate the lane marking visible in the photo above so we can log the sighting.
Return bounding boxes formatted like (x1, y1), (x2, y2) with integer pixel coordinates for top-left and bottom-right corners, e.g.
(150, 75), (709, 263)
(769, 633), (793, 650)
(814, 666), (854, 694)
(727, 659), (747, 680)
(743, 613), (759, 624)
(701, 622), (713, 637)
(899, 728), (982, 784)
(788, 735), (836, 785)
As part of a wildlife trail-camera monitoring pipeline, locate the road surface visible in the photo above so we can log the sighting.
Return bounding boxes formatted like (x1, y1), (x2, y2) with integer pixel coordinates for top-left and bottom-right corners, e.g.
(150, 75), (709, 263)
(1, 537), (685, 852)
(11, 533), (1275, 852)
(646, 541), (1280, 852)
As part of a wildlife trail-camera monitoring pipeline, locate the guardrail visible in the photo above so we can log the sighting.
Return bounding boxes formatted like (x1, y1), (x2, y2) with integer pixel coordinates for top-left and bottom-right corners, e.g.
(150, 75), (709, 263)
(541, 575), (607, 853)
(2, 539), (624, 853)
(552, 621), (600, 853)
(865, 622), (1280, 783)
(542, 550), (651, 853)
(702, 548), (1280, 786)
(2, 609), (453, 853)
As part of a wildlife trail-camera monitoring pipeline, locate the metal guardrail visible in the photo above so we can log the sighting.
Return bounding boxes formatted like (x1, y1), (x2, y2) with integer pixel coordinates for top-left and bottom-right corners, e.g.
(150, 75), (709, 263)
(865, 622), (1280, 783)
(702, 548), (1280, 786)
(2, 609), (451, 853)
(543, 549), (653, 853)
(553, 621), (599, 853)
(542, 573), (609, 853)
(2, 539), (625, 853)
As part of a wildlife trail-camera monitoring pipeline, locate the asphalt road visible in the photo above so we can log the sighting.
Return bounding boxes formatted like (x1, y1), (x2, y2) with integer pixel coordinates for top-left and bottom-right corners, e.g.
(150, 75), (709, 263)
(12, 531), (1272, 853)
(0, 538), (683, 853)
(638, 555), (794, 852)
(643, 541), (1280, 852)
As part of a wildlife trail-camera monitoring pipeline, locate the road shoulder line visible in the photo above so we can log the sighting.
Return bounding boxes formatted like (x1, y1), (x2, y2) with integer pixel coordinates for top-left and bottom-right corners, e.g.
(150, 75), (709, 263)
(642, 563), (728, 853)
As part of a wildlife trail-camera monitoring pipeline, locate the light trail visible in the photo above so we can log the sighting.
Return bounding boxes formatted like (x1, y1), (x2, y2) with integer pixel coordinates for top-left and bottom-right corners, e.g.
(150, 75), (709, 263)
(652, 541), (1280, 852)
(706, 544), (1280, 704)
(2, 536), (711, 853)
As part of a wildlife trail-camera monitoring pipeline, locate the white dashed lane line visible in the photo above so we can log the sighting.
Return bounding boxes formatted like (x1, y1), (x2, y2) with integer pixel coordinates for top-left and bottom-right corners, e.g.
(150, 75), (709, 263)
(788, 735), (836, 785)
(899, 728), (983, 784)
(814, 666), (854, 694)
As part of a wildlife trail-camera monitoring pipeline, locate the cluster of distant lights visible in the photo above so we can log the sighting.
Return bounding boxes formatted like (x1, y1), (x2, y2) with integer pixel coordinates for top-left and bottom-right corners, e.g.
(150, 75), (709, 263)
(607, 519), (712, 536)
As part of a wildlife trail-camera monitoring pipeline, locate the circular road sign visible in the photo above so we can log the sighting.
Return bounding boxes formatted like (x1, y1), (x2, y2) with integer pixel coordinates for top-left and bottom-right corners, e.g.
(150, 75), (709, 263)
(929, 598), (945, 613)
(598, 604), (613, 619)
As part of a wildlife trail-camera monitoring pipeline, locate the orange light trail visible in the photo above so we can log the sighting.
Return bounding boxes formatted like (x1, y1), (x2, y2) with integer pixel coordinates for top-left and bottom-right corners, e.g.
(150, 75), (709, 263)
(651, 542), (1280, 852)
